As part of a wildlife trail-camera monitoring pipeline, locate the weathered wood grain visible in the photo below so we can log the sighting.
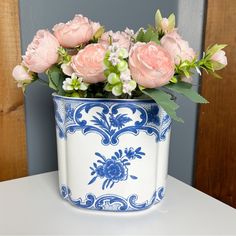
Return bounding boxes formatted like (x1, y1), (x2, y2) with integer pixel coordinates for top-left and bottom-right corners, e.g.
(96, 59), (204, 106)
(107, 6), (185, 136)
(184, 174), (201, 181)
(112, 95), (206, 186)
(195, 0), (236, 208)
(0, 0), (28, 181)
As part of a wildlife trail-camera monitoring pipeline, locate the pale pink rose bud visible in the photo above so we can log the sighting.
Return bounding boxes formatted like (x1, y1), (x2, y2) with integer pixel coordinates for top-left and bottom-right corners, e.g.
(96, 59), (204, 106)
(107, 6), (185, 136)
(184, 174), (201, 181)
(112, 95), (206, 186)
(160, 18), (169, 33)
(71, 43), (106, 83)
(211, 50), (227, 70)
(161, 31), (196, 65)
(129, 42), (175, 88)
(61, 63), (74, 76)
(12, 65), (33, 87)
(22, 30), (60, 73)
(99, 30), (132, 51)
(53, 14), (93, 48)
(91, 21), (101, 35)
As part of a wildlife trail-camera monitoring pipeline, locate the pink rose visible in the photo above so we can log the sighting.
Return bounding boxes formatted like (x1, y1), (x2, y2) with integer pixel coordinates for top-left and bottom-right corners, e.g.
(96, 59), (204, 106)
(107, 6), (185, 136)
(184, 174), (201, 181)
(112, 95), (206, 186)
(129, 42), (175, 88)
(161, 31), (195, 64)
(71, 43), (106, 83)
(99, 30), (132, 50)
(53, 14), (94, 48)
(73, 15), (101, 36)
(22, 30), (60, 73)
(211, 50), (227, 70)
(12, 65), (33, 87)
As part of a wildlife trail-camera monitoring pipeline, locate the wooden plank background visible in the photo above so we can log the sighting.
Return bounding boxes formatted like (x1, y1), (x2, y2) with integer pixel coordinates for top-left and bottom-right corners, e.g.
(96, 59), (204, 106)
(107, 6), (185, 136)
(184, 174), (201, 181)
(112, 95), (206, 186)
(0, 0), (28, 181)
(195, 0), (236, 208)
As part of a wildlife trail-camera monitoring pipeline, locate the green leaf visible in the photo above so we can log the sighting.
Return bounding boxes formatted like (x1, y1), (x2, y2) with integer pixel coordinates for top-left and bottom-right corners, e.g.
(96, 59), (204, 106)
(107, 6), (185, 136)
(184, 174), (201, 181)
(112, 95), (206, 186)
(48, 74), (58, 91)
(182, 69), (190, 78)
(47, 65), (65, 95)
(143, 28), (153, 42)
(210, 71), (223, 79)
(170, 76), (178, 83)
(165, 81), (208, 103)
(203, 61), (214, 71)
(135, 29), (145, 42)
(136, 27), (160, 44)
(150, 34), (160, 44)
(143, 27), (159, 43)
(142, 88), (184, 123)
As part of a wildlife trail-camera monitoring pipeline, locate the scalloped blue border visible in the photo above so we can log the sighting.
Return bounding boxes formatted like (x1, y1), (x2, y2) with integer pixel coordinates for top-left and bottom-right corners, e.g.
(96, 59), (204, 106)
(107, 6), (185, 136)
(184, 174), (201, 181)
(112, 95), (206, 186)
(53, 96), (171, 145)
(60, 185), (165, 212)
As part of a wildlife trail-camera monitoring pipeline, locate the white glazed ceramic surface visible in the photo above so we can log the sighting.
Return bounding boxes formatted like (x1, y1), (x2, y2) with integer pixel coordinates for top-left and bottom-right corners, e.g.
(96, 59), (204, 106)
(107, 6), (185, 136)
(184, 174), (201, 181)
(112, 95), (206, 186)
(53, 94), (171, 212)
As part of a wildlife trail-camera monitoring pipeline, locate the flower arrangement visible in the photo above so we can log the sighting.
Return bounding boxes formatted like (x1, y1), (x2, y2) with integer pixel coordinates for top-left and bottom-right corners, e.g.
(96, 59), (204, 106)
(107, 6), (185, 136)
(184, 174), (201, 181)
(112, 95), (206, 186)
(12, 10), (227, 122)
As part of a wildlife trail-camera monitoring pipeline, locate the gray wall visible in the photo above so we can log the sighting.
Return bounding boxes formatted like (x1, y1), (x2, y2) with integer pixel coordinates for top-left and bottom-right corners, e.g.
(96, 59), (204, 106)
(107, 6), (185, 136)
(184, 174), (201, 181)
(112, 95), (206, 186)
(19, 0), (205, 185)
(169, 1), (205, 184)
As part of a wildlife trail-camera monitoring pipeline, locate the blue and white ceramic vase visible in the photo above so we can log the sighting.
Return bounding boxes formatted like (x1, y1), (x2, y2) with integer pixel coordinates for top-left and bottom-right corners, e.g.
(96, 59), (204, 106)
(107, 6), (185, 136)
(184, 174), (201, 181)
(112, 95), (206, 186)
(53, 94), (171, 212)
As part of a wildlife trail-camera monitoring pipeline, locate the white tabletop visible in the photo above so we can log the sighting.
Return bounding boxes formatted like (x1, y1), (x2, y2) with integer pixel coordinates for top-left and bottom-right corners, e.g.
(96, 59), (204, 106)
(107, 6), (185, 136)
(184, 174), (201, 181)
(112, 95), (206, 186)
(0, 171), (235, 235)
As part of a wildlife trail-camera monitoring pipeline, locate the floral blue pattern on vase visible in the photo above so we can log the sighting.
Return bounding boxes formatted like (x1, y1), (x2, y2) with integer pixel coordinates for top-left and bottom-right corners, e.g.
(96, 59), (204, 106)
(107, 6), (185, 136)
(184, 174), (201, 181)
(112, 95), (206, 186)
(53, 96), (171, 145)
(88, 147), (145, 190)
(53, 95), (171, 213)
(60, 185), (165, 212)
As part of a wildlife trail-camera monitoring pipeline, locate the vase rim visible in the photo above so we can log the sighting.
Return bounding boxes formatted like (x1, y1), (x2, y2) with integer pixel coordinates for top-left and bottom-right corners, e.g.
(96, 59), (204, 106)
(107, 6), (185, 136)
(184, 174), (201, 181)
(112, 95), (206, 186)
(52, 93), (155, 103)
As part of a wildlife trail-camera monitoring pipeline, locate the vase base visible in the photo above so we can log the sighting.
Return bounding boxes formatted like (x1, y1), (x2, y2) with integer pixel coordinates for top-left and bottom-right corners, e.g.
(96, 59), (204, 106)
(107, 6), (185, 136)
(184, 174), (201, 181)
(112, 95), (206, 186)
(59, 185), (165, 213)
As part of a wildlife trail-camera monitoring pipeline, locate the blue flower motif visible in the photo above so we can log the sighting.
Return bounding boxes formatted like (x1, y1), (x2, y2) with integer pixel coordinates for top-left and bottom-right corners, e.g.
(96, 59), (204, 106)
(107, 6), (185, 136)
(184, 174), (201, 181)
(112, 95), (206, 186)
(109, 113), (132, 129)
(88, 147), (145, 190)
(103, 159), (128, 183)
(147, 105), (160, 125)
(124, 148), (136, 159)
(125, 147), (145, 160)
(96, 165), (105, 178)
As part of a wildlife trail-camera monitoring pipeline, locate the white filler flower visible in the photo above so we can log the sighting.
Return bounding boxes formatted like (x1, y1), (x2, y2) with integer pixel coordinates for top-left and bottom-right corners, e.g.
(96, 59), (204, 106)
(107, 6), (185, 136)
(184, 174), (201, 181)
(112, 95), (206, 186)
(62, 73), (88, 91)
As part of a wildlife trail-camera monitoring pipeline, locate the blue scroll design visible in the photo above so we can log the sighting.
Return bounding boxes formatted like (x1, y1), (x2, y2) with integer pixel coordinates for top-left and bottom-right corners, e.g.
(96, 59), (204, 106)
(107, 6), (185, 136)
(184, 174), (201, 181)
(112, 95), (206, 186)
(53, 97), (171, 145)
(60, 185), (165, 212)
